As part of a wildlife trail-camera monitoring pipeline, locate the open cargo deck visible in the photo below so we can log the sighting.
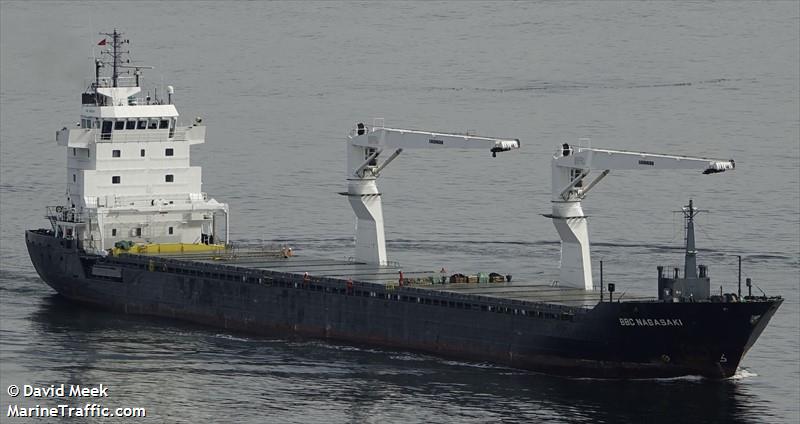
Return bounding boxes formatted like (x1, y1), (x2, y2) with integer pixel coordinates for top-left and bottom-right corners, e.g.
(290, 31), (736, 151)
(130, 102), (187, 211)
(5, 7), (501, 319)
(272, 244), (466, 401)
(118, 247), (656, 309)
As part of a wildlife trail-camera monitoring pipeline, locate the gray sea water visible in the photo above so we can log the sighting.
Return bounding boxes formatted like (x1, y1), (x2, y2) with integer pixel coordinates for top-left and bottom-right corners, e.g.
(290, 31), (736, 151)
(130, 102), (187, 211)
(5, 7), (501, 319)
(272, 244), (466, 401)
(1, 1), (798, 423)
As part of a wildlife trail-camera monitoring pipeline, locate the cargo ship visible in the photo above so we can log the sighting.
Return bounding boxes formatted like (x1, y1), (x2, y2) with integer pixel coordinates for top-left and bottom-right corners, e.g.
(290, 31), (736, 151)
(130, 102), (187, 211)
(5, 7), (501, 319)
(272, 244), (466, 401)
(26, 31), (782, 379)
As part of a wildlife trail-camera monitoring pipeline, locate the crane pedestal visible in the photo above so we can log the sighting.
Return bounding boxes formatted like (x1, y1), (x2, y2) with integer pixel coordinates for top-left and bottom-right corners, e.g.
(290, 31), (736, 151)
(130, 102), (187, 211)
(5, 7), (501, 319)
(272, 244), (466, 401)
(346, 178), (387, 266)
(551, 201), (593, 290)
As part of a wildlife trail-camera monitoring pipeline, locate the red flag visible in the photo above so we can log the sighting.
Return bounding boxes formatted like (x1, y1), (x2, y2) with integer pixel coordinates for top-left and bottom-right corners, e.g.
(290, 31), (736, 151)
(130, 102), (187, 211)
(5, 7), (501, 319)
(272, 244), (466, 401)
(97, 39), (107, 46)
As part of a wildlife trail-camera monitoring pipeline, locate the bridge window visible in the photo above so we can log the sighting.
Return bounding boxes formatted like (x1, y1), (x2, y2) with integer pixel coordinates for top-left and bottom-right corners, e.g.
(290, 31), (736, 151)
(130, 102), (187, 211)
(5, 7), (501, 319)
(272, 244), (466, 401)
(165, 174), (174, 183)
(165, 148), (174, 156)
(138, 120), (147, 129)
(159, 119), (169, 129)
(112, 176), (120, 184)
(148, 119), (158, 129)
(126, 120), (136, 130)
(111, 229), (117, 236)
(140, 149), (145, 157)
(135, 228), (142, 237)
(168, 227), (173, 235)
(101, 121), (112, 140)
(112, 149), (121, 158)
(114, 121), (124, 130)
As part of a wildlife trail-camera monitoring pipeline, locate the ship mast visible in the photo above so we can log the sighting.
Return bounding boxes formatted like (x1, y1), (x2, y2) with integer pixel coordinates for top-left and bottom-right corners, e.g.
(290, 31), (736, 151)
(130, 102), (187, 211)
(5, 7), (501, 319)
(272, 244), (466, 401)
(97, 29), (151, 89)
(99, 29), (126, 87)
(683, 199), (702, 279)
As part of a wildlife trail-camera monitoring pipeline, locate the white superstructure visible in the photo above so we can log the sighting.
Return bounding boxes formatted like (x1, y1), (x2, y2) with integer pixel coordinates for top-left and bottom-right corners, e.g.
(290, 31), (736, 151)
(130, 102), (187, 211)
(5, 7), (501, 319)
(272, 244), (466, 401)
(49, 30), (228, 252)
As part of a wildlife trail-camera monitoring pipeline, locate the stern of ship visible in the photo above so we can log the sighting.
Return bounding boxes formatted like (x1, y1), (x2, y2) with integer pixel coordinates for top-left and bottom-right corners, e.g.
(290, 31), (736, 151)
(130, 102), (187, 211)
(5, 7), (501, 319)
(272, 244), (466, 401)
(25, 229), (88, 296)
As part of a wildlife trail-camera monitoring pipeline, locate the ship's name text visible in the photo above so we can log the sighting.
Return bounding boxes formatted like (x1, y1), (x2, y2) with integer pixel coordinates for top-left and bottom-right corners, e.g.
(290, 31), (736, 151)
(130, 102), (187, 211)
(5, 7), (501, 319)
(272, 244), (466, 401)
(618, 318), (683, 327)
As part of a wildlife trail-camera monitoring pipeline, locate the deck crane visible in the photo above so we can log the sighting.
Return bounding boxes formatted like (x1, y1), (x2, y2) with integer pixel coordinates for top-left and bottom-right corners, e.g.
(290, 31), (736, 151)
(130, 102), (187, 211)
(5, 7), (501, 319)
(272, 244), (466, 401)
(344, 119), (520, 265)
(550, 143), (736, 290)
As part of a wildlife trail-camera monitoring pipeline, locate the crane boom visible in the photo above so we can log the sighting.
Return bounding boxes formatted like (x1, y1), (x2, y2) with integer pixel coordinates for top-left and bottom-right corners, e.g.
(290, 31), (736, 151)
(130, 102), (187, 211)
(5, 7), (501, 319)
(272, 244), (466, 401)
(550, 142), (735, 290)
(350, 126), (520, 152)
(554, 145), (734, 174)
(345, 120), (520, 265)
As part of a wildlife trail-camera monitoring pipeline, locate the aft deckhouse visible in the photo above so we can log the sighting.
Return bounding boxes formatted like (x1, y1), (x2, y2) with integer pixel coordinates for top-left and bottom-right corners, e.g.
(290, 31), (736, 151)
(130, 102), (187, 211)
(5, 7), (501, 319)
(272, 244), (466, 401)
(50, 30), (227, 253)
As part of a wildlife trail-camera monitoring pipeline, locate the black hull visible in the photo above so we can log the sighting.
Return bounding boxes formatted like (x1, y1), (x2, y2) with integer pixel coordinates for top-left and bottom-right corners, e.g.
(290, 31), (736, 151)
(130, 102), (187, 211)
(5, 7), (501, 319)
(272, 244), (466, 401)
(26, 230), (782, 379)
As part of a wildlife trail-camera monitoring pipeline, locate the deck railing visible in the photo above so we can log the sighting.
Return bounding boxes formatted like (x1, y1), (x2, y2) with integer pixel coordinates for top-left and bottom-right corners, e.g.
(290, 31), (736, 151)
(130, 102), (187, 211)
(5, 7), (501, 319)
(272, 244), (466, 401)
(46, 206), (88, 223)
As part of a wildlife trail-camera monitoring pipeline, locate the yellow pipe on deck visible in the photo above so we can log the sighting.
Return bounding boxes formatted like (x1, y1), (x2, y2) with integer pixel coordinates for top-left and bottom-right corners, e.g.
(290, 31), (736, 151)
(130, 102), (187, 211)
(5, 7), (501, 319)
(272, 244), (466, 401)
(112, 242), (226, 256)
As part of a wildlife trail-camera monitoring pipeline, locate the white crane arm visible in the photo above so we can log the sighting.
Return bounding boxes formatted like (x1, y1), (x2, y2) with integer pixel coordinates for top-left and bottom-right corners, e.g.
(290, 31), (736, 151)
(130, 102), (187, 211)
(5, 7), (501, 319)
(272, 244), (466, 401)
(549, 143), (735, 290)
(554, 145), (735, 174)
(350, 126), (520, 154)
(345, 120), (520, 266)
